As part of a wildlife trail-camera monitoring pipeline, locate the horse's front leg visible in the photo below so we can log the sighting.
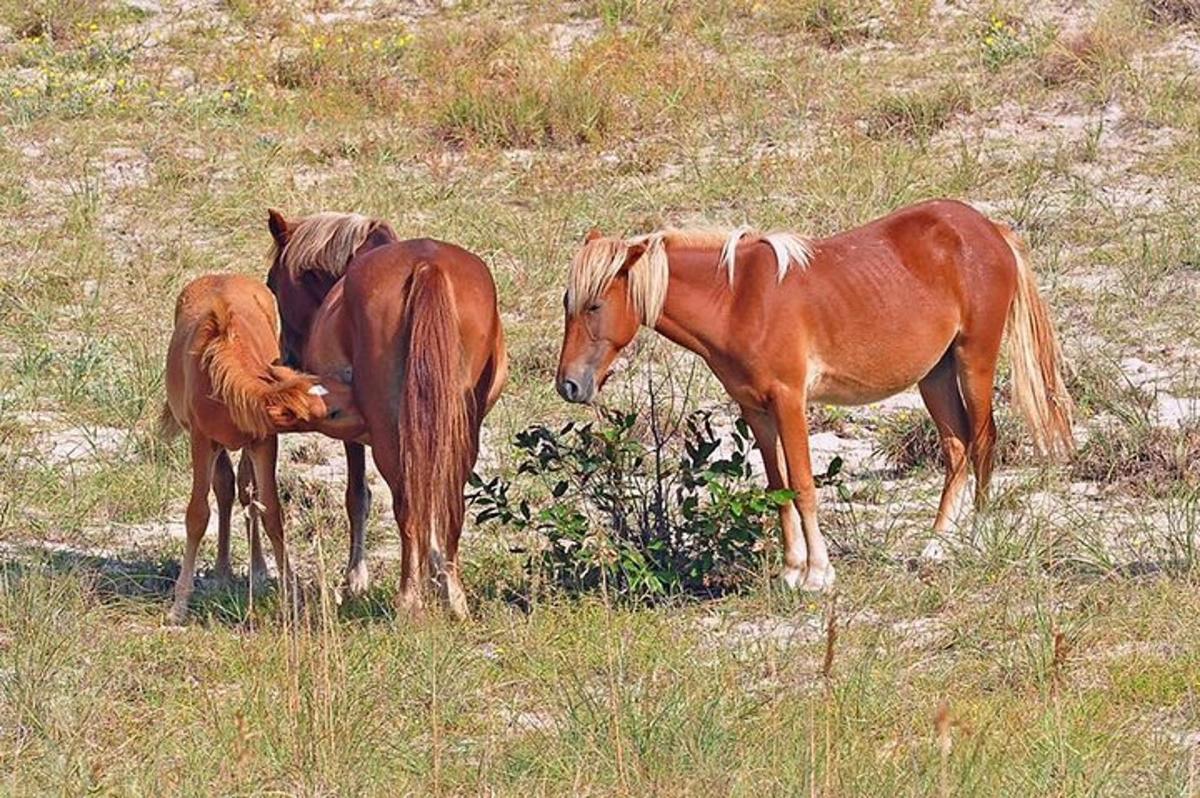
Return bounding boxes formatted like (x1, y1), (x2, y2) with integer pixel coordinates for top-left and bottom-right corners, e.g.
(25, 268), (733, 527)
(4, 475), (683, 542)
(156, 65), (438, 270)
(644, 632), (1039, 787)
(741, 406), (808, 588)
(343, 441), (371, 596)
(771, 391), (836, 592)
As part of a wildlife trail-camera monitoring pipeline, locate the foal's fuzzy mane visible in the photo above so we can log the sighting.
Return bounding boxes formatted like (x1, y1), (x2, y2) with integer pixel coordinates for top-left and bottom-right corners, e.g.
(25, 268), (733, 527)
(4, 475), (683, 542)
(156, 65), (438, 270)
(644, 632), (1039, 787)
(567, 226), (814, 325)
(196, 301), (320, 438)
(275, 212), (392, 277)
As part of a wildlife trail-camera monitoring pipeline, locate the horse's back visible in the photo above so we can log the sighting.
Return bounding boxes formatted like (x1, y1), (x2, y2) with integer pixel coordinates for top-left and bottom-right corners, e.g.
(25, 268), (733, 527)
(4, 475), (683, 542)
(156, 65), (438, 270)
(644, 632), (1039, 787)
(167, 273), (282, 446)
(346, 238), (501, 369)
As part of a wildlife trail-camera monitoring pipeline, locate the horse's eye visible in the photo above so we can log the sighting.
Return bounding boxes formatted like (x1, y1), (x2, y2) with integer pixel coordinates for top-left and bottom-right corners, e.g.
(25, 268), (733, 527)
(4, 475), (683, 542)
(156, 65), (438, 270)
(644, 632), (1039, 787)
(586, 303), (601, 313)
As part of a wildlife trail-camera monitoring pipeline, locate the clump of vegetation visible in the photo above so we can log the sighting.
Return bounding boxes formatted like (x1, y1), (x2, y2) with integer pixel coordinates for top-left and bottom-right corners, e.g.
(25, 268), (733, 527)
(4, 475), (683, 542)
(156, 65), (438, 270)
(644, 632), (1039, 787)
(978, 13), (1035, 70)
(865, 85), (969, 142)
(1070, 421), (1200, 494)
(773, 0), (876, 49)
(270, 26), (414, 111)
(1144, 0), (1200, 23)
(873, 408), (1024, 473)
(470, 408), (793, 602)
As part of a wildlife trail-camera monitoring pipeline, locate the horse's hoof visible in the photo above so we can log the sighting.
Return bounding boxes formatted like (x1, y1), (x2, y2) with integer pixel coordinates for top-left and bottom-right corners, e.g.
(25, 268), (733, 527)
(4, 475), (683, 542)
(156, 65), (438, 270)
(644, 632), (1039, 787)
(166, 603), (189, 625)
(445, 581), (470, 621)
(779, 566), (807, 590)
(344, 563), (370, 597)
(248, 569), (270, 593)
(800, 564), (836, 593)
(211, 568), (234, 590)
(395, 590), (423, 620)
(920, 538), (948, 563)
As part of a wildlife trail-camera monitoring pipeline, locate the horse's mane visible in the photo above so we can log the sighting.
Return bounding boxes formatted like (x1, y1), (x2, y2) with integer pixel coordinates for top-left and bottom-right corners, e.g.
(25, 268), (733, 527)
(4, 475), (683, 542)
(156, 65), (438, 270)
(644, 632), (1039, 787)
(567, 226), (814, 325)
(196, 300), (319, 438)
(275, 212), (394, 277)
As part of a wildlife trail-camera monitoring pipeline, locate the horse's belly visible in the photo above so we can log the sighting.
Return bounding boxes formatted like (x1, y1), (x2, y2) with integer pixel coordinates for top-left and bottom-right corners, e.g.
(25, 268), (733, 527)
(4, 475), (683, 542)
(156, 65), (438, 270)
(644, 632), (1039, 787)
(806, 351), (943, 407)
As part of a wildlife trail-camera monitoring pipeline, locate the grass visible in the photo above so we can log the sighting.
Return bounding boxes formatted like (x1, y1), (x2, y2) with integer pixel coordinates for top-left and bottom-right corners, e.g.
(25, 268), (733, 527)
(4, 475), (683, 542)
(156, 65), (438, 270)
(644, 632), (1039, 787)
(1, 0), (1199, 793)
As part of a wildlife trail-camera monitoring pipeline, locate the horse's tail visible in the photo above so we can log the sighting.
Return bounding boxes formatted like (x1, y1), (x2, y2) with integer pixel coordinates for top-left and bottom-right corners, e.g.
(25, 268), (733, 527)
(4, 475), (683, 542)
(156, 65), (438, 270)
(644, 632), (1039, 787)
(199, 303), (322, 438)
(996, 222), (1075, 459)
(400, 263), (471, 589)
(158, 402), (182, 441)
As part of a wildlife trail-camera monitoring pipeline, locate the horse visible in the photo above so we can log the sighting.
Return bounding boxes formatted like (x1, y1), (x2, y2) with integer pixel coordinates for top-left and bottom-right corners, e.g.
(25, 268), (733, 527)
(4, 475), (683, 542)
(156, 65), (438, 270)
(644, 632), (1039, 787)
(160, 273), (361, 623)
(265, 210), (396, 596)
(555, 199), (1074, 591)
(268, 217), (508, 617)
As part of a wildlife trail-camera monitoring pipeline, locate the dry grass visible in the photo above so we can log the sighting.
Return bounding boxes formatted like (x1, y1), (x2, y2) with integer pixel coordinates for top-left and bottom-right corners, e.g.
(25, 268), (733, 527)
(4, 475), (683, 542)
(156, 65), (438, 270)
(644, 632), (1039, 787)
(0, 0), (1199, 793)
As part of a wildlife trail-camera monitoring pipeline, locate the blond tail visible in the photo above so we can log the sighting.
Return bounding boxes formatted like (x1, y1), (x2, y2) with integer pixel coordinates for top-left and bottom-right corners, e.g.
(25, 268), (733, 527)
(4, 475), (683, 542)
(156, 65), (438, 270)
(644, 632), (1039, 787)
(997, 223), (1075, 459)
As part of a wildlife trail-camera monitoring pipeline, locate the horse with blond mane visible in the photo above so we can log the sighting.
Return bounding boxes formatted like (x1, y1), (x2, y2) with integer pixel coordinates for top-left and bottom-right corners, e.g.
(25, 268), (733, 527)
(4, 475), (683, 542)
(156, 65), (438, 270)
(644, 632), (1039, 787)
(266, 211), (508, 617)
(264, 210), (395, 596)
(161, 274), (360, 622)
(556, 199), (1074, 590)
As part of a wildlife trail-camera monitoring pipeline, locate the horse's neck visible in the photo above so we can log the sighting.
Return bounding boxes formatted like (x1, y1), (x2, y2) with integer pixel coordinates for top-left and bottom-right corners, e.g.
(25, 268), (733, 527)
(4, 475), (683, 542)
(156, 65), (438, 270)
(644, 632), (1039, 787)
(652, 249), (732, 363)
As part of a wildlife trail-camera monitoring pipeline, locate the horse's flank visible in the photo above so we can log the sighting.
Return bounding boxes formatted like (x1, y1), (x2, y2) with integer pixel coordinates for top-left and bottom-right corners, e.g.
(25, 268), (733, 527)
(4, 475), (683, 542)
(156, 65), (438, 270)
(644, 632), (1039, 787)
(567, 225), (814, 325)
(274, 212), (394, 277)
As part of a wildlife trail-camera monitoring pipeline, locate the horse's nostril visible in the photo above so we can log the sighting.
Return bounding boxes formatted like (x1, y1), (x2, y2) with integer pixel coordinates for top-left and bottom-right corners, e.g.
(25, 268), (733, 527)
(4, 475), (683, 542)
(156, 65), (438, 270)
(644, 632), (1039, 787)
(329, 408), (342, 420)
(559, 379), (580, 402)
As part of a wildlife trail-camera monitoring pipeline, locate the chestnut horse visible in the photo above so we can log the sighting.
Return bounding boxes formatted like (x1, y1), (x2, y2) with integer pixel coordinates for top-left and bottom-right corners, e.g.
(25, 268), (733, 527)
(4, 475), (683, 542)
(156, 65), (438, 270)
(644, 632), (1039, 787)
(160, 274), (360, 622)
(265, 211), (395, 595)
(268, 215), (508, 617)
(556, 199), (1073, 591)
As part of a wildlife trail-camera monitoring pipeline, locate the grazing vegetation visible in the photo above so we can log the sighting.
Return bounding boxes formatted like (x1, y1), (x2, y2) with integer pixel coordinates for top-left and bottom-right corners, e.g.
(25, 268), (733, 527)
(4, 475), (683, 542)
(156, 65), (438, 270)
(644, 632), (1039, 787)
(0, 0), (1198, 794)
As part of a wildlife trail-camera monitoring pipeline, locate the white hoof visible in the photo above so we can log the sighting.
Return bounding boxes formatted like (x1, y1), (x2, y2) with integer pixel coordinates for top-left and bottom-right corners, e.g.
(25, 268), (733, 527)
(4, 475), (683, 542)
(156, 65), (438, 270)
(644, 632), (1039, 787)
(780, 566), (807, 590)
(445, 579), (470, 621)
(345, 561), (370, 597)
(395, 588), (423, 619)
(800, 564), (836, 593)
(920, 538), (948, 563)
(166, 602), (189, 625)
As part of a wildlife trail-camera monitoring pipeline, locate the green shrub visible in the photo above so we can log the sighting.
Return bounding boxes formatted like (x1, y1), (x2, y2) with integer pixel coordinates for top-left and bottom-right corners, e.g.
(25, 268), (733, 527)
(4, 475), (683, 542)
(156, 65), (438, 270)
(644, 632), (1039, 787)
(469, 408), (793, 603)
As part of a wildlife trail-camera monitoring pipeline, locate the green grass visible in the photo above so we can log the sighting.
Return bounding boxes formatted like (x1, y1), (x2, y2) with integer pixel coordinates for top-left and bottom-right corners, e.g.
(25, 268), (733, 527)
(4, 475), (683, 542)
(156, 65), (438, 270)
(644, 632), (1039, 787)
(1, 0), (1199, 793)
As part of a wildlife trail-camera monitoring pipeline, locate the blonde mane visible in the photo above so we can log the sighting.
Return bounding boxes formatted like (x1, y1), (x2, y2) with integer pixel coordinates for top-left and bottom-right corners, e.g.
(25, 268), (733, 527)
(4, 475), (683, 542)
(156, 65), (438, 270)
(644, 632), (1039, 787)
(197, 302), (319, 438)
(567, 226), (814, 326)
(275, 212), (389, 277)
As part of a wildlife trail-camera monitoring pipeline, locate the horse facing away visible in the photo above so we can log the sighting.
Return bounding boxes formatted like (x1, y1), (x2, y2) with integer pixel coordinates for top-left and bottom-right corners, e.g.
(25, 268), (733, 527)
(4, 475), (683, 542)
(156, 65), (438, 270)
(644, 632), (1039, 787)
(556, 199), (1074, 591)
(160, 274), (361, 623)
(265, 210), (396, 595)
(268, 213), (508, 617)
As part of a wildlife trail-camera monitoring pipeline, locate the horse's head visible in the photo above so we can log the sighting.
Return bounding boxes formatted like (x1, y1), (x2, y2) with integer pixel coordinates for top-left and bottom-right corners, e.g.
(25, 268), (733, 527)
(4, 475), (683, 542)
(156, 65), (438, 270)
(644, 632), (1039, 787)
(266, 209), (308, 367)
(262, 364), (360, 435)
(556, 230), (645, 404)
(265, 208), (396, 368)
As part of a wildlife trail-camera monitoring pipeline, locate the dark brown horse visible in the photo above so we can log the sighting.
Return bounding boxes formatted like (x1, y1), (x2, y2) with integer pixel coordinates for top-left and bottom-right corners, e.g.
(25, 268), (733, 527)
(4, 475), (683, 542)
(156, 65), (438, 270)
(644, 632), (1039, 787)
(268, 213), (507, 617)
(556, 200), (1073, 591)
(161, 274), (359, 622)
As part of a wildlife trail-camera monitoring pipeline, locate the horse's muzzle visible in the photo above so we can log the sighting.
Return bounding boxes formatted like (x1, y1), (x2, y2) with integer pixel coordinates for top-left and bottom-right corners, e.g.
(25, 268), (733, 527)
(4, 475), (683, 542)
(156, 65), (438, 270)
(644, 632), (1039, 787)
(557, 374), (595, 404)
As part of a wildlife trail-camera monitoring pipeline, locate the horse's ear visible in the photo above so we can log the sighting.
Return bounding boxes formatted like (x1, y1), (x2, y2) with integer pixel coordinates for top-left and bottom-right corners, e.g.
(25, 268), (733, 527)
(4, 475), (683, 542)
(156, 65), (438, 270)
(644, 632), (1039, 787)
(618, 240), (648, 274)
(267, 209), (291, 248)
(583, 228), (602, 243)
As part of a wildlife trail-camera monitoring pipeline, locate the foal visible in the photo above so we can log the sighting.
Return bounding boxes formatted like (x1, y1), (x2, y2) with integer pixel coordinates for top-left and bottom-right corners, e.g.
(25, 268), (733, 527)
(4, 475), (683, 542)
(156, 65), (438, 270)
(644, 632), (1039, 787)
(161, 274), (358, 622)
(556, 200), (1073, 591)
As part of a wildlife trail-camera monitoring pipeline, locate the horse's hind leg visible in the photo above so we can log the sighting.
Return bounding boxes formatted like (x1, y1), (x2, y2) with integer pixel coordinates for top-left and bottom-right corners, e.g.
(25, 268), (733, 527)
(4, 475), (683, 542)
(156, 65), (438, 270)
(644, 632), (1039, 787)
(237, 453), (268, 586)
(439, 419), (479, 621)
(212, 449), (235, 586)
(917, 349), (972, 560)
(343, 442), (371, 596)
(246, 436), (296, 606)
(955, 335), (1004, 512)
(169, 434), (218, 624)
